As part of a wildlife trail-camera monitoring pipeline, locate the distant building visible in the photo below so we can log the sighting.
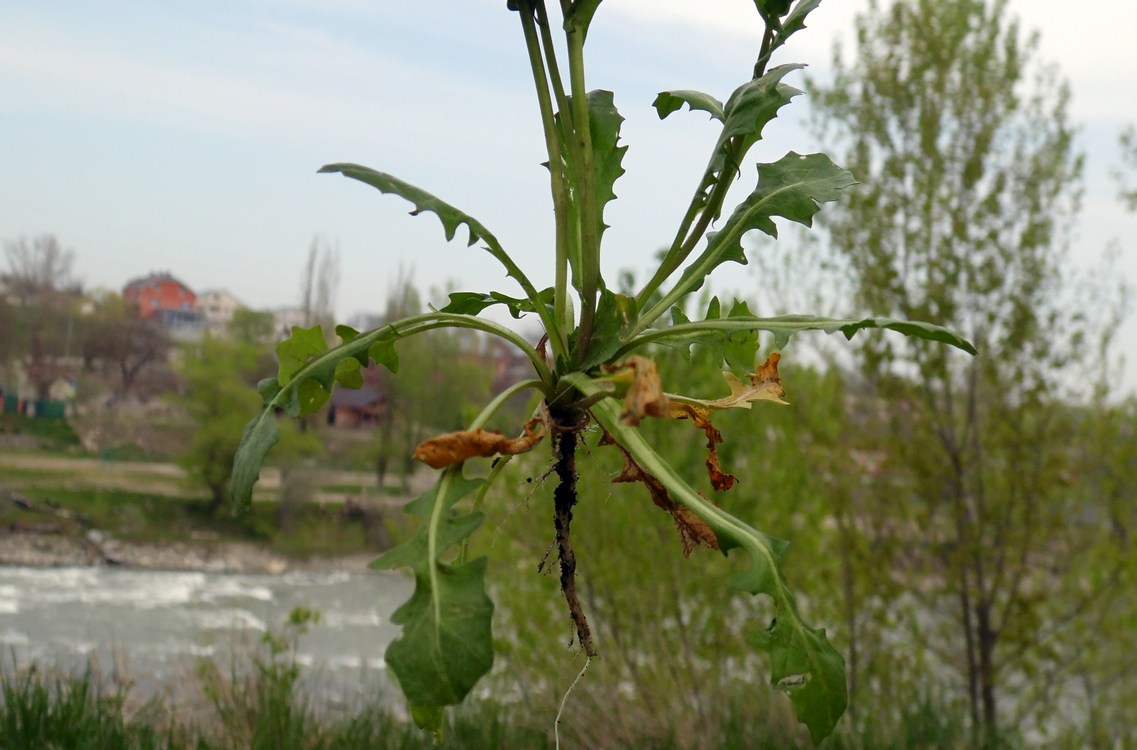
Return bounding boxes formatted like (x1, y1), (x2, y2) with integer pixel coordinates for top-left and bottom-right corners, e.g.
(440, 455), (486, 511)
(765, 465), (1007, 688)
(272, 308), (312, 339)
(327, 385), (386, 429)
(122, 272), (199, 331)
(196, 289), (244, 334)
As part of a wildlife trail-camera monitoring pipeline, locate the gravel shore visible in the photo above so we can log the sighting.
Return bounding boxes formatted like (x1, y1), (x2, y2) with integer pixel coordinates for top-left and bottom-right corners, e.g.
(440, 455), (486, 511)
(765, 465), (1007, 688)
(0, 529), (378, 574)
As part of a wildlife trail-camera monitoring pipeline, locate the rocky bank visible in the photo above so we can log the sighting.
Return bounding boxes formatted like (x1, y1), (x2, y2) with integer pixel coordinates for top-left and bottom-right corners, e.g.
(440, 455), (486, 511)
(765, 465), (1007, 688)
(0, 529), (377, 574)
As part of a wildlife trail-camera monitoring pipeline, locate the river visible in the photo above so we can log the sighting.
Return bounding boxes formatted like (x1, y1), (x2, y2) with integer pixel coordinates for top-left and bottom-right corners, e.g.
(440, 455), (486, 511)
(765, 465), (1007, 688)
(0, 565), (413, 705)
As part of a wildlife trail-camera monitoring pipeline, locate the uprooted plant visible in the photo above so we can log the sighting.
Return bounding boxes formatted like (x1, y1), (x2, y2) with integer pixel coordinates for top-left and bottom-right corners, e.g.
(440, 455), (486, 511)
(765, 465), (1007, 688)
(231, 1), (975, 743)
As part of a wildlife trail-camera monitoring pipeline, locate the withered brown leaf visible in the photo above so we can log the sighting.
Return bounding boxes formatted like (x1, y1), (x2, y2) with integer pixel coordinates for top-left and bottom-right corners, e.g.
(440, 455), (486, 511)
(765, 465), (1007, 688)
(603, 430), (720, 556)
(671, 403), (737, 492)
(603, 355), (671, 426)
(702, 352), (787, 410)
(413, 417), (547, 469)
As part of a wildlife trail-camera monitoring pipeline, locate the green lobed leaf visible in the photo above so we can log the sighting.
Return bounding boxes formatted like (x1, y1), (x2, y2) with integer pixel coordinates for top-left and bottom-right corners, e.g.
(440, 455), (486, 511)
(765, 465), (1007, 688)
(441, 288), (555, 319)
(230, 404), (280, 516)
(231, 312), (548, 514)
(750, 612), (848, 745)
(318, 163), (556, 343)
(579, 288), (638, 370)
(276, 325), (330, 386)
(571, 374), (848, 742)
(320, 163), (495, 247)
(554, 90), (627, 293)
(772, 0), (823, 53)
(230, 318), (419, 511)
(648, 152), (852, 315)
(645, 66), (806, 307)
(723, 151), (857, 240)
(370, 468), (494, 724)
(622, 313), (978, 359)
(586, 90), (627, 246)
(678, 66), (804, 229)
(714, 65), (804, 177)
(653, 90), (725, 123)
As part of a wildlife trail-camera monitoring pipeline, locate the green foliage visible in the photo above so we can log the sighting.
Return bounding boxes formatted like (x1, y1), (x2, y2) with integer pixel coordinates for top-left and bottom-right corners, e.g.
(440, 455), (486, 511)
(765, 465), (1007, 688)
(196, 607), (320, 750)
(370, 469), (494, 724)
(175, 335), (278, 514)
(231, 1), (974, 742)
(1119, 125), (1137, 211)
(808, 0), (1134, 741)
(0, 666), (173, 750)
(0, 413), (80, 448)
(1, 647), (1010, 749)
(228, 307), (276, 344)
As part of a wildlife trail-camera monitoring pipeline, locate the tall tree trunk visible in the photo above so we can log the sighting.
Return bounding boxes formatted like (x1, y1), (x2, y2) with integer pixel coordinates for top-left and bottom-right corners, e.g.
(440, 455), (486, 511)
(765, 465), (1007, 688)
(977, 598), (999, 741)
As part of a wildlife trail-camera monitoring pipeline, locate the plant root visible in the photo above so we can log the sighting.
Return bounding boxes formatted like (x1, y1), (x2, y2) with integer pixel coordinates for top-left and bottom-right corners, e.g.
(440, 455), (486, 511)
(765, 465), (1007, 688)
(551, 410), (596, 657)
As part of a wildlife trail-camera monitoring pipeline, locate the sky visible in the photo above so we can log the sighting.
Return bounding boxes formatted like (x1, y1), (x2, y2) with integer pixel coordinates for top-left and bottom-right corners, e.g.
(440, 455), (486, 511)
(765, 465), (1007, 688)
(2, 0), (1135, 392)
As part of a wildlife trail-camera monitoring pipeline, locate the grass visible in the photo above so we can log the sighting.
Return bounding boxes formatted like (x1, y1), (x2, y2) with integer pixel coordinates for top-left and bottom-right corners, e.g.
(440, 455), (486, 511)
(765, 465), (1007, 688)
(0, 484), (386, 558)
(0, 609), (554, 750)
(0, 660), (1013, 750)
(0, 605), (1015, 750)
(0, 414), (81, 448)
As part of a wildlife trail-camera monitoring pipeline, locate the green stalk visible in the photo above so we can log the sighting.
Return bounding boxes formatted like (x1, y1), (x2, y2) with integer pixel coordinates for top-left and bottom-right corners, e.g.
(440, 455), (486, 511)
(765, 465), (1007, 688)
(286, 312), (553, 388)
(635, 169), (734, 309)
(534, 2), (573, 126)
(518, 5), (573, 357)
(633, 13), (777, 317)
(457, 377), (547, 564)
(565, 25), (600, 360)
(630, 179), (758, 336)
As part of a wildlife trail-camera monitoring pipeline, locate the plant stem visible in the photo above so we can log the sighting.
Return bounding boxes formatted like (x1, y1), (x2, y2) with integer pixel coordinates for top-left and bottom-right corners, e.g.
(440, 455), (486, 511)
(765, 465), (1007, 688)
(635, 170), (734, 310)
(566, 27), (599, 360)
(519, 4), (573, 352)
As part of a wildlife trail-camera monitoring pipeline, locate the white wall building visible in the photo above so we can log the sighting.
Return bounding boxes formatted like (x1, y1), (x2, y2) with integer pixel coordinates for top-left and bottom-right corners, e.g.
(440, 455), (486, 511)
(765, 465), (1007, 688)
(196, 289), (244, 334)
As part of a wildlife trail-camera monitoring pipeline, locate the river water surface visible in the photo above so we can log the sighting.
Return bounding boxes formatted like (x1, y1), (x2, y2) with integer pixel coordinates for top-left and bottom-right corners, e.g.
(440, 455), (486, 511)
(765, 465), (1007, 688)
(0, 565), (413, 703)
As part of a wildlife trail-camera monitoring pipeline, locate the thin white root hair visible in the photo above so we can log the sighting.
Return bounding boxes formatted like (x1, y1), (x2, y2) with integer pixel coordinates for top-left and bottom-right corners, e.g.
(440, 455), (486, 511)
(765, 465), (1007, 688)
(554, 655), (592, 750)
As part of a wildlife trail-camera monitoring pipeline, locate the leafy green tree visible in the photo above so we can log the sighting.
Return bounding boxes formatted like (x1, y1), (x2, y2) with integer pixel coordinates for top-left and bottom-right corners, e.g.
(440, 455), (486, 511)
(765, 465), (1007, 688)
(372, 276), (493, 490)
(809, 0), (1131, 741)
(1118, 126), (1137, 211)
(174, 336), (271, 514)
(228, 307), (276, 344)
(232, 2), (973, 741)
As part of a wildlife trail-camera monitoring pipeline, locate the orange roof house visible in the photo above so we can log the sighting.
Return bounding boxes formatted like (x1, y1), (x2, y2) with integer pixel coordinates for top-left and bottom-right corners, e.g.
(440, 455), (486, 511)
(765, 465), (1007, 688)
(123, 272), (197, 325)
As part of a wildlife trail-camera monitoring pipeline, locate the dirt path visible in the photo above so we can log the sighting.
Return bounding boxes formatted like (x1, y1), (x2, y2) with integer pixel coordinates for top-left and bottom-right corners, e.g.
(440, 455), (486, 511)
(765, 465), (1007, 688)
(0, 451), (425, 507)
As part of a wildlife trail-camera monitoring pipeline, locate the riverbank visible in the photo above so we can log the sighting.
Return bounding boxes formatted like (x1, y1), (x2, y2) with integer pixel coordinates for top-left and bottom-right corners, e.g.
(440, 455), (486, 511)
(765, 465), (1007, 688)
(0, 529), (379, 574)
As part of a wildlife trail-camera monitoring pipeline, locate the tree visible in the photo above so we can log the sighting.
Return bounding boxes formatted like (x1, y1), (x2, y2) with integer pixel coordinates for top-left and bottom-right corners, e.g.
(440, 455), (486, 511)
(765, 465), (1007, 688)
(2, 235), (82, 399)
(372, 273), (492, 490)
(80, 291), (170, 401)
(299, 236), (340, 330)
(1118, 126), (1137, 211)
(228, 307), (276, 344)
(810, 0), (1130, 741)
(174, 336), (269, 514)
